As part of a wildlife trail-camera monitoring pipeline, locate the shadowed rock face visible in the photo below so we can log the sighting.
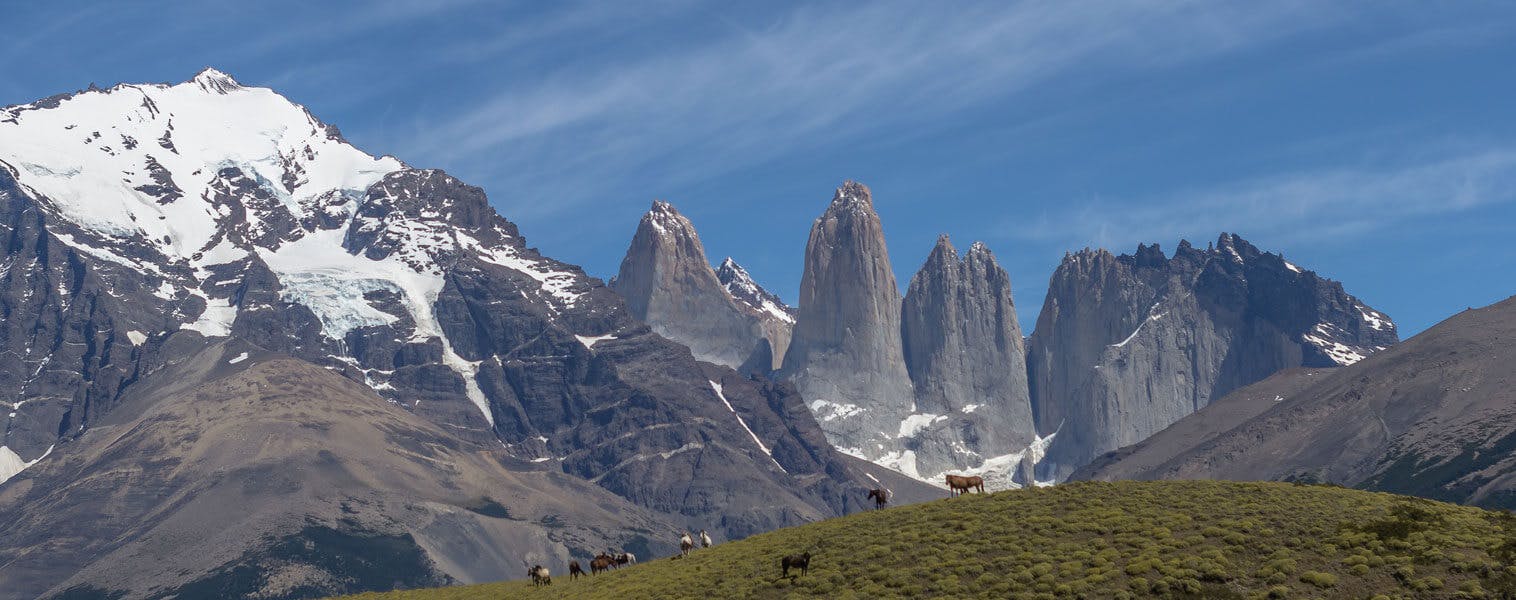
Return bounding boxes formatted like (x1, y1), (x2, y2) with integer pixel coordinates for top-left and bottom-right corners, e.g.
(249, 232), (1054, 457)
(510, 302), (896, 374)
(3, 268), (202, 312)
(1071, 295), (1516, 512)
(780, 181), (917, 467)
(610, 201), (792, 372)
(1028, 234), (1399, 481)
(900, 236), (1035, 478)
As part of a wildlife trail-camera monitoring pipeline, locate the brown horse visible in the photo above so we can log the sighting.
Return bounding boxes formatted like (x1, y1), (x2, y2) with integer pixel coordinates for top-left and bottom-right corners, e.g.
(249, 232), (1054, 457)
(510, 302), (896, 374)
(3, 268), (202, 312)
(781, 552), (812, 578)
(568, 560), (585, 580)
(595, 552), (617, 570)
(945, 474), (985, 496)
(590, 557), (614, 575)
(866, 488), (889, 509)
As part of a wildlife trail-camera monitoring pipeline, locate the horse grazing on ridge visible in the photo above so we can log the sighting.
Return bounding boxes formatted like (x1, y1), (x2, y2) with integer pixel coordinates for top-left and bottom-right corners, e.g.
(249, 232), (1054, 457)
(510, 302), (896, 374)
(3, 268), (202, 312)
(781, 552), (812, 578)
(866, 488), (890, 509)
(590, 556), (614, 575)
(568, 560), (585, 580)
(679, 532), (694, 557)
(945, 474), (985, 496)
(529, 565), (551, 586)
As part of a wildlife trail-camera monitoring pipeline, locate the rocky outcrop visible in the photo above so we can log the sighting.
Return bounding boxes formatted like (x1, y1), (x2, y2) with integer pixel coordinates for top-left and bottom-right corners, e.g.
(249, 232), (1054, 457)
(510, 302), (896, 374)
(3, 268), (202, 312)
(1028, 233), (1399, 481)
(1072, 295), (1516, 512)
(900, 236), (1036, 478)
(611, 201), (762, 368)
(780, 181), (917, 470)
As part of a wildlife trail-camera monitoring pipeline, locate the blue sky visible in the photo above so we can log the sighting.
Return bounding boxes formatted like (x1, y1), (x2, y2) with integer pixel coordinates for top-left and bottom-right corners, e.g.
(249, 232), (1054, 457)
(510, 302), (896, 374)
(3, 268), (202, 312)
(4, 1), (1515, 336)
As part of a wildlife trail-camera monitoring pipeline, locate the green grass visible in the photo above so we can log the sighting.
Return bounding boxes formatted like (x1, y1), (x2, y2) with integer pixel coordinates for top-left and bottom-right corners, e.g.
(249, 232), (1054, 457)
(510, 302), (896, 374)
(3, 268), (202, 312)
(338, 481), (1516, 599)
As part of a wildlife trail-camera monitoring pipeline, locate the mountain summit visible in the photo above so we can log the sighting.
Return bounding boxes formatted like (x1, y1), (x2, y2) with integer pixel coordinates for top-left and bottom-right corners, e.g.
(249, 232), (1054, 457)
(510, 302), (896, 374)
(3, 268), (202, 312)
(1028, 233), (1399, 480)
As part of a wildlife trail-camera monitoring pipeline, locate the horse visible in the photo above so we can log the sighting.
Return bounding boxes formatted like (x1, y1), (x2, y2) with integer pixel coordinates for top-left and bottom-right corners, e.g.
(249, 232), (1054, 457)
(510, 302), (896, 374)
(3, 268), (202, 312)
(596, 552), (618, 570)
(867, 488), (890, 509)
(568, 560), (585, 580)
(679, 532), (694, 557)
(590, 556), (614, 575)
(781, 552), (812, 578)
(699, 530), (712, 549)
(529, 565), (551, 586)
(615, 552), (636, 566)
(945, 474), (985, 496)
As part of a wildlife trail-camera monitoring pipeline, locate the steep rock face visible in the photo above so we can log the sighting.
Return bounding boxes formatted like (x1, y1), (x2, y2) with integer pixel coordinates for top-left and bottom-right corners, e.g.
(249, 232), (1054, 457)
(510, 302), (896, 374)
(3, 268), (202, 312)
(900, 236), (1036, 479)
(0, 71), (911, 554)
(1028, 233), (1399, 481)
(715, 257), (795, 371)
(611, 201), (760, 369)
(1072, 295), (1516, 511)
(780, 181), (916, 469)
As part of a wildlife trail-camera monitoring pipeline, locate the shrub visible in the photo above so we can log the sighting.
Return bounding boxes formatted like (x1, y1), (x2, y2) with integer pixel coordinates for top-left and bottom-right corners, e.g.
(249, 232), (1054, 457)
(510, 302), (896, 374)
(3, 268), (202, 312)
(1299, 571), (1337, 588)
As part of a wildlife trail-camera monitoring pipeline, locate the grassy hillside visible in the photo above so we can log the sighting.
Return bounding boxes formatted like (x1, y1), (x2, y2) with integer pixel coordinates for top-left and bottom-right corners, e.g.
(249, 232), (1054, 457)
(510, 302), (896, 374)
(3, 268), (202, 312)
(341, 481), (1516, 599)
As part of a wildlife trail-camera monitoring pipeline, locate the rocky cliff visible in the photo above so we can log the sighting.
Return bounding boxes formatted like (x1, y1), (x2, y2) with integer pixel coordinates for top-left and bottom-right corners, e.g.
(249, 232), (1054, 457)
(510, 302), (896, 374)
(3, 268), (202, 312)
(1028, 233), (1399, 480)
(1072, 295), (1516, 511)
(611, 200), (764, 369)
(779, 182), (919, 472)
(900, 236), (1037, 480)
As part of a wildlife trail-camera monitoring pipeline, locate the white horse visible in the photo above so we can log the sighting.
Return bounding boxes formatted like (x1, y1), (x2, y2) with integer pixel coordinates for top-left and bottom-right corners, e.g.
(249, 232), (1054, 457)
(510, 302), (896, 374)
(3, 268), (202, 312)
(699, 530), (712, 549)
(679, 532), (693, 557)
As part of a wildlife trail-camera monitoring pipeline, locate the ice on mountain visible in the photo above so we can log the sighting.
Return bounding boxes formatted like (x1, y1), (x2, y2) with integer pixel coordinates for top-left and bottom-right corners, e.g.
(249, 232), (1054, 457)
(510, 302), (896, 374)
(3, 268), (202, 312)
(897, 413), (946, 439)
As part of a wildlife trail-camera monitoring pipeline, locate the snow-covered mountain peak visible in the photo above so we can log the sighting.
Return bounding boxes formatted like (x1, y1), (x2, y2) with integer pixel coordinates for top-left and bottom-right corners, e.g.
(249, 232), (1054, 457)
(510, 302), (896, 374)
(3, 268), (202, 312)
(0, 68), (404, 262)
(715, 257), (794, 325)
(189, 67), (242, 94)
(828, 180), (873, 211)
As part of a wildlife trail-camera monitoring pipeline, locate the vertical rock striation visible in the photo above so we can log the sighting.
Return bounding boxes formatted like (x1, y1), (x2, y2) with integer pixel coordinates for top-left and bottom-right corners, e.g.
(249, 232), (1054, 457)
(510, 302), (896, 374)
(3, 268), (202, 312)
(780, 181), (917, 470)
(900, 236), (1036, 480)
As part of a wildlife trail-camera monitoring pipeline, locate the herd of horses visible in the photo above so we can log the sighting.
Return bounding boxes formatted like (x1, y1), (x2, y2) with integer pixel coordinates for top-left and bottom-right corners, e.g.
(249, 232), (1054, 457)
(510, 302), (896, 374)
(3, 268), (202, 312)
(526, 479), (988, 587)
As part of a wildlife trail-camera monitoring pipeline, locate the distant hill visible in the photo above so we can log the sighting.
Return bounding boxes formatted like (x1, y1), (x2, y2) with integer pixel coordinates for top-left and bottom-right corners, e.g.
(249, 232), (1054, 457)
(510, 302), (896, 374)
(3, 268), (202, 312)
(340, 480), (1516, 599)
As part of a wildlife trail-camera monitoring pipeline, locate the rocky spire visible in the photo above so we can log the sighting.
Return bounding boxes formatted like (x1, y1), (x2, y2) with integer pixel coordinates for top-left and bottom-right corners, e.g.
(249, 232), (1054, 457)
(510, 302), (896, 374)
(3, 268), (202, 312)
(611, 200), (761, 368)
(781, 181), (916, 467)
(900, 236), (1035, 476)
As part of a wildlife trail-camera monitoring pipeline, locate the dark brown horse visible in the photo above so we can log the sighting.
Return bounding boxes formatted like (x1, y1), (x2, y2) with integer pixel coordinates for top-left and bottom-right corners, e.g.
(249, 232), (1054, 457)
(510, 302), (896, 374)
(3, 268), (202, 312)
(590, 556), (614, 575)
(945, 474), (985, 496)
(866, 488), (889, 510)
(568, 560), (585, 580)
(781, 552), (812, 578)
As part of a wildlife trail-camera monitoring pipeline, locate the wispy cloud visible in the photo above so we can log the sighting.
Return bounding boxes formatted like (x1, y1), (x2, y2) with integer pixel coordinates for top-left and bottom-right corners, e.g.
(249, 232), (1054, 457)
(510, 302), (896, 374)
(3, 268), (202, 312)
(1008, 147), (1516, 250)
(396, 1), (1339, 218)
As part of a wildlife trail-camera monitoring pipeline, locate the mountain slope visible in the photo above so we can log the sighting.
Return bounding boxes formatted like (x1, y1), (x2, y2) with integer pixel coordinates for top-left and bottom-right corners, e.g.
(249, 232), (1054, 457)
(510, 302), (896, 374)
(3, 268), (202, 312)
(0, 69), (904, 561)
(342, 481), (1516, 600)
(0, 334), (684, 600)
(1028, 234), (1398, 480)
(1075, 295), (1516, 510)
